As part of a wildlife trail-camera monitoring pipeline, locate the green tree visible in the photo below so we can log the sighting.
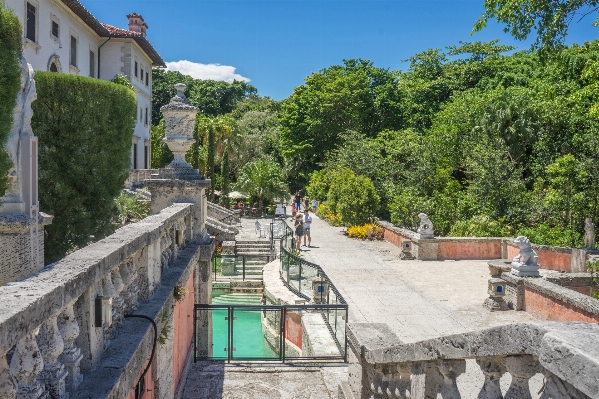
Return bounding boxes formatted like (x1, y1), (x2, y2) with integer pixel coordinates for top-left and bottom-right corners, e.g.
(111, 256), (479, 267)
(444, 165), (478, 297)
(473, 0), (599, 51)
(337, 174), (380, 226)
(220, 143), (230, 208)
(279, 59), (402, 187)
(235, 160), (288, 208)
(0, 4), (22, 197)
(32, 72), (137, 263)
(150, 119), (173, 168)
(206, 121), (216, 200)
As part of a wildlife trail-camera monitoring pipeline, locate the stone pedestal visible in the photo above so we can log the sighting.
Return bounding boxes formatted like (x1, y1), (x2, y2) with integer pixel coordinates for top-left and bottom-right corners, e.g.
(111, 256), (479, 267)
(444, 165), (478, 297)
(0, 213), (53, 286)
(510, 262), (541, 277)
(483, 277), (509, 311)
(221, 257), (236, 276)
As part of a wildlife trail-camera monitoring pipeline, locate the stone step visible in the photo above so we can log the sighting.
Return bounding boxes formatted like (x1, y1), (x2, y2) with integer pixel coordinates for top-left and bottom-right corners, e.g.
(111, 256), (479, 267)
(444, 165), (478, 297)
(236, 240), (271, 245)
(230, 280), (263, 288)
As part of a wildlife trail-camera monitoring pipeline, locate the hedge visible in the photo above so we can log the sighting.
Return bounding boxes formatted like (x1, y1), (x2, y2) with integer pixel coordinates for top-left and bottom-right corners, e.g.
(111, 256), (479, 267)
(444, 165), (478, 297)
(32, 72), (137, 263)
(0, 4), (22, 197)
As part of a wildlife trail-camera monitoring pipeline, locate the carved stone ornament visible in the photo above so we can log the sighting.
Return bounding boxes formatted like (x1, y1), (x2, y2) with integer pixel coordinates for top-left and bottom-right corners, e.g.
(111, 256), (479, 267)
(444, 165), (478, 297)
(417, 213), (434, 238)
(511, 236), (541, 277)
(585, 217), (595, 250)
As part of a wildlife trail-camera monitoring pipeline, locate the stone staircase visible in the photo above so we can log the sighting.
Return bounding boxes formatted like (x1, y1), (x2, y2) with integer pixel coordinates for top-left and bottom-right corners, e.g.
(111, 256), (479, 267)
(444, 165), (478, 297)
(212, 292), (263, 305)
(236, 240), (272, 258)
(206, 216), (238, 241)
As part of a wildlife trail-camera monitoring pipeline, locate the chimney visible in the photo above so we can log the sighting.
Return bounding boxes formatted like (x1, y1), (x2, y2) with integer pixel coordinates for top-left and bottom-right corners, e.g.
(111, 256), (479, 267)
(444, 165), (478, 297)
(126, 13), (147, 37)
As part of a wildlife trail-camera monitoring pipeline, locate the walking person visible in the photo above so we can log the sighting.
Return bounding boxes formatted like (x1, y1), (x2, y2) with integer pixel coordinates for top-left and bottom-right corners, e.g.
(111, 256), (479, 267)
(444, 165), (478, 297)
(302, 209), (312, 247)
(304, 197), (309, 212)
(294, 191), (302, 212)
(294, 214), (304, 249)
(311, 198), (317, 213)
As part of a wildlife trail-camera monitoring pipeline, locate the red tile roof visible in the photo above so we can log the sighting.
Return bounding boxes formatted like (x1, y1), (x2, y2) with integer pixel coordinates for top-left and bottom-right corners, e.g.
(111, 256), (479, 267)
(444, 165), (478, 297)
(59, 0), (165, 67)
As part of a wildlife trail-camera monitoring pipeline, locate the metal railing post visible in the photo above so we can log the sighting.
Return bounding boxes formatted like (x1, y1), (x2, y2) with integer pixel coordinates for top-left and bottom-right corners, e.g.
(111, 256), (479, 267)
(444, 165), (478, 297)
(282, 306), (287, 363)
(298, 261), (302, 294)
(243, 256), (246, 281)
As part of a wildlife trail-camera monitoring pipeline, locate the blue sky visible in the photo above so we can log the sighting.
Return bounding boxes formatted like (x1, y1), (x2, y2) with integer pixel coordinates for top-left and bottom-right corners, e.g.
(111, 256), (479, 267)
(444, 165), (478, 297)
(85, 0), (599, 100)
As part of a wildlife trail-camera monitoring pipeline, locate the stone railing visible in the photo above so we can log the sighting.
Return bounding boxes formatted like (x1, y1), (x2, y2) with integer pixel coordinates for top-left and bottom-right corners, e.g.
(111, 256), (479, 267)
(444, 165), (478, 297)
(340, 322), (598, 399)
(207, 201), (237, 225)
(125, 169), (157, 189)
(0, 203), (203, 399)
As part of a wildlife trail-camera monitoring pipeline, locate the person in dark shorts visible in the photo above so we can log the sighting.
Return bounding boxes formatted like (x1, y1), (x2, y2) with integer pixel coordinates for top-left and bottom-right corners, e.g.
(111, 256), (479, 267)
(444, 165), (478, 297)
(294, 214), (304, 249)
(294, 191), (302, 211)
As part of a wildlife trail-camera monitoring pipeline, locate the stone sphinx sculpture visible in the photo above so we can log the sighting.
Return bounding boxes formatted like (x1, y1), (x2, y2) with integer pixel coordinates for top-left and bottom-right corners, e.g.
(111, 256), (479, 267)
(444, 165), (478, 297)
(585, 217), (595, 250)
(510, 236), (540, 277)
(417, 213), (434, 239)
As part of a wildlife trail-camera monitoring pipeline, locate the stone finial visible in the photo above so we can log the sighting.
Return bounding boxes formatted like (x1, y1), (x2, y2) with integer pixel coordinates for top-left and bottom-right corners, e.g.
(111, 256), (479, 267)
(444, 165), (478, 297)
(585, 217), (595, 250)
(417, 213), (434, 239)
(158, 84), (203, 180)
(511, 236), (540, 277)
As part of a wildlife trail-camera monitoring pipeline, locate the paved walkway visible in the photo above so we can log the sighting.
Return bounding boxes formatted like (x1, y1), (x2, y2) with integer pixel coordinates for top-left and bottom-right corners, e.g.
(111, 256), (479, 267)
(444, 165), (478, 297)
(299, 213), (534, 343)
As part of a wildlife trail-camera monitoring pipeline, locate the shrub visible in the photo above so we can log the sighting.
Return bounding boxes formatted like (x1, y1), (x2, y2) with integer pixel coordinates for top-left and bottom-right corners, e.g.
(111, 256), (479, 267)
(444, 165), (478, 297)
(516, 224), (583, 248)
(449, 215), (513, 237)
(337, 174), (380, 226)
(114, 191), (150, 227)
(347, 223), (385, 240)
(32, 72), (137, 263)
(0, 4), (22, 197)
(316, 202), (342, 226)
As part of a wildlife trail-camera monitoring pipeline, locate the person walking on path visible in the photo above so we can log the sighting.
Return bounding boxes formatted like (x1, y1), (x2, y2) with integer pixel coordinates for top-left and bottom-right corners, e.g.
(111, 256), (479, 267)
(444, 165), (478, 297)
(311, 198), (317, 213)
(294, 214), (304, 249)
(302, 209), (312, 247)
(294, 192), (302, 212)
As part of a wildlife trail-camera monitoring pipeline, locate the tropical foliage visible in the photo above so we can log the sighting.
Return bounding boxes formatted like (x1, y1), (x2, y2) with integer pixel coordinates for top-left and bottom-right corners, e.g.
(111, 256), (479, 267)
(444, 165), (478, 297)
(235, 160), (288, 208)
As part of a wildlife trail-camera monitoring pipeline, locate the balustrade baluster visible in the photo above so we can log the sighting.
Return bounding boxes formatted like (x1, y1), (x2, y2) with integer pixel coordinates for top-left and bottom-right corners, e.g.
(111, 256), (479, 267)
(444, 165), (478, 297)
(119, 262), (133, 315)
(0, 351), (17, 399)
(539, 370), (591, 399)
(437, 359), (466, 399)
(56, 304), (82, 392)
(503, 355), (537, 399)
(476, 357), (506, 399)
(36, 318), (67, 399)
(9, 329), (47, 399)
(102, 275), (117, 346)
(111, 269), (126, 328)
(126, 261), (139, 311)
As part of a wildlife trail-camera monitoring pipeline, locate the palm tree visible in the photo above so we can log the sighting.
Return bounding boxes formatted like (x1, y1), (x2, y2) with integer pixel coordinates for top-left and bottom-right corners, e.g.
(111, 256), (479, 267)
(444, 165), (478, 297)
(235, 160), (288, 208)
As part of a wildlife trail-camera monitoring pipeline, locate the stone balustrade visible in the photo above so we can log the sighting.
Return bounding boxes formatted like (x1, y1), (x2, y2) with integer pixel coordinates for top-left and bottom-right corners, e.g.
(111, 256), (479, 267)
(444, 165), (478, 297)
(125, 169), (157, 189)
(339, 322), (599, 399)
(0, 202), (204, 399)
(207, 201), (238, 225)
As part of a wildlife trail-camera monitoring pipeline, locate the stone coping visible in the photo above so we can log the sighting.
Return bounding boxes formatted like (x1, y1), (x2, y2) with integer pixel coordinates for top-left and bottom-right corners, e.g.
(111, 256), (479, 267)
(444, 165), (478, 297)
(145, 178), (211, 189)
(349, 322), (599, 397)
(0, 203), (193, 354)
(500, 272), (599, 316)
(545, 273), (593, 284)
(73, 240), (200, 398)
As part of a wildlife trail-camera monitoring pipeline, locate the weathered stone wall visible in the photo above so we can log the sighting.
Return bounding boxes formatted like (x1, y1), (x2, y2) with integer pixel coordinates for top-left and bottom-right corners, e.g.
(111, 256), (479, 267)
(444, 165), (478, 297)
(523, 286), (599, 323)
(437, 239), (502, 260)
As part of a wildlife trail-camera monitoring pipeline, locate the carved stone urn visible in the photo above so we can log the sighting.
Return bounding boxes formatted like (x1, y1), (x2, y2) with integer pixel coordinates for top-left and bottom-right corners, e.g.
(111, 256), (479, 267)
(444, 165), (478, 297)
(159, 83), (202, 180)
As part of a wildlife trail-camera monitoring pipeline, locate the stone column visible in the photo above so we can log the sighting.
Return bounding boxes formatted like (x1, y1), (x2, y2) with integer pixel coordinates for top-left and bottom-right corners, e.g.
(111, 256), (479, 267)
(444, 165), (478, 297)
(539, 370), (590, 399)
(57, 304), (83, 392)
(477, 357), (505, 399)
(503, 355), (537, 399)
(0, 351), (17, 399)
(9, 329), (47, 399)
(118, 261), (133, 315)
(36, 318), (67, 398)
(125, 260), (140, 312)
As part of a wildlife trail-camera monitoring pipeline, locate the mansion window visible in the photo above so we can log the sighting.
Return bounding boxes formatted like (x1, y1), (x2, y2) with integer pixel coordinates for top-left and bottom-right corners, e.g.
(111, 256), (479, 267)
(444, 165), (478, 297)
(144, 107), (148, 126)
(89, 51), (95, 77)
(145, 70), (149, 86)
(70, 36), (77, 67)
(140, 66), (144, 82)
(26, 2), (36, 42)
(49, 62), (58, 72)
(51, 20), (59, 39)
(134, 61), (138, 78)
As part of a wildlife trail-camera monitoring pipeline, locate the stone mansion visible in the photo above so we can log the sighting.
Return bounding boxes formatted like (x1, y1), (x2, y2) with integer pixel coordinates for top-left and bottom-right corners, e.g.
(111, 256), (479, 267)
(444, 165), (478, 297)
(3, 0), (165, 170)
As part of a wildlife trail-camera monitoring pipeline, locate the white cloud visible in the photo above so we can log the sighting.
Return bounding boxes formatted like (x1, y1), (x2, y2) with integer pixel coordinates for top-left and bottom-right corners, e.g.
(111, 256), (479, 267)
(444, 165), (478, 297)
(165, 60), (250, 83)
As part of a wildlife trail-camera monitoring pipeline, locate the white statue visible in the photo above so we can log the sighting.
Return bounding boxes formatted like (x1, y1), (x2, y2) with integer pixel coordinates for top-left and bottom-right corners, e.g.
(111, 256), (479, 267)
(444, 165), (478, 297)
(511, 236), (540, 277)
(417, 213), (434, 238)
(585, 218), (595, 250)
(1, 58), (37, 215)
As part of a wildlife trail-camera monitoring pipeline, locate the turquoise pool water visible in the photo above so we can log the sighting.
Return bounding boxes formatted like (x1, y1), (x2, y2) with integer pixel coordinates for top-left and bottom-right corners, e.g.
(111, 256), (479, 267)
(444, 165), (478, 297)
(211, 293), (277, 359)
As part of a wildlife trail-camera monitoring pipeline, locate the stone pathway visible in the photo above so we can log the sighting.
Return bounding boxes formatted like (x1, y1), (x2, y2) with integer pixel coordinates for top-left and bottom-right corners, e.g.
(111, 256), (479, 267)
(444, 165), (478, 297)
(300, 213), (535, 343)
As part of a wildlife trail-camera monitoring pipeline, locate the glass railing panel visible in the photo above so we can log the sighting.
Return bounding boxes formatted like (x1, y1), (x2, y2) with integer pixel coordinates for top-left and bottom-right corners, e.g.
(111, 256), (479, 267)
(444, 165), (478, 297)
(195, 307), (229, 361)
(231, 307), (281, 360)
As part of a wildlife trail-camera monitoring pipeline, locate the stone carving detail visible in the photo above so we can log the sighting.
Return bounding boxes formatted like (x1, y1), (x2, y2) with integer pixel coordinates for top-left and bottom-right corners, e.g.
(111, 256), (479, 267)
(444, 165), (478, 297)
(9, 329), (48, 398)
(36, 317), (67, 398)
(160, 230), (173, 270)
(119, 261), (133, 314)
(511, 236), (541, 277)
(2, 58), (37, 213)
(56, 304), (83, 392)
(126, 260), (140, 312)
(437, 360), (466, 398)
(584, 217), (595, 250)
(417, 213), (434, 238)
(101, 275), (117, 346)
